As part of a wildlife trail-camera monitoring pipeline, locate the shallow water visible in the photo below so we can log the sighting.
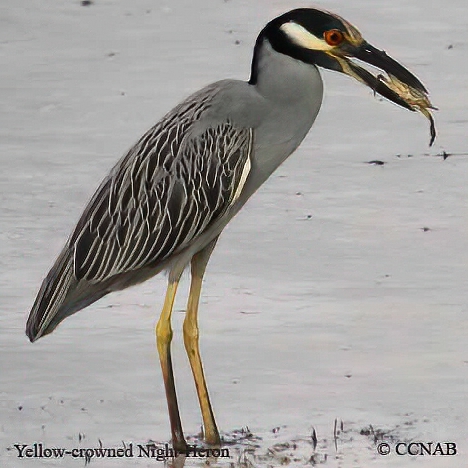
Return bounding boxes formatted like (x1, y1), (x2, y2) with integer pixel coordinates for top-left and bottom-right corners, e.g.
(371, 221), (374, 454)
(1, 0), (467, 466)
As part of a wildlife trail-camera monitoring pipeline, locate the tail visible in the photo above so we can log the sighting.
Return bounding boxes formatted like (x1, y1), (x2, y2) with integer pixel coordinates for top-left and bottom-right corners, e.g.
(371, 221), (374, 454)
(26, 247), (109, 342)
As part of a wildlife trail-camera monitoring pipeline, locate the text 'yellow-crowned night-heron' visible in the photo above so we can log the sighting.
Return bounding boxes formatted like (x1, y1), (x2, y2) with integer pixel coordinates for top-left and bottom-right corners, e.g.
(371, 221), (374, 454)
(26, 8), (435, 450)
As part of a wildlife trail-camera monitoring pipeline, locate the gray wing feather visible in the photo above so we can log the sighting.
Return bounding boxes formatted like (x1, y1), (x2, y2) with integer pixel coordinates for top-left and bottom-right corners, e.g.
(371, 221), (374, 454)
(26, 82), (253, 342)
(71, 87), (253, 283)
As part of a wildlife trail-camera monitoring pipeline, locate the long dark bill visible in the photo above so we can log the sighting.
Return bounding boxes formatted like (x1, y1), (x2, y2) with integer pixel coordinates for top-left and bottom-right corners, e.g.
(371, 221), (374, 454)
(320, 40), (436, 145)
(338, 41), (428, 111)
(344, 59), (415, 111)
(353, 43), (427, 93)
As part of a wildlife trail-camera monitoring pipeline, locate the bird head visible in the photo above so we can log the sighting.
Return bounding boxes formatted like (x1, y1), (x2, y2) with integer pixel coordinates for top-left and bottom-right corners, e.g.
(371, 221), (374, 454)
(252, 8), (436, 144)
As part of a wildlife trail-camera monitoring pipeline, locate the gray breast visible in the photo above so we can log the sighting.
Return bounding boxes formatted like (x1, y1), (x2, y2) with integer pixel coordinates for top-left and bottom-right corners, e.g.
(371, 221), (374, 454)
(204, 39), (324, 195)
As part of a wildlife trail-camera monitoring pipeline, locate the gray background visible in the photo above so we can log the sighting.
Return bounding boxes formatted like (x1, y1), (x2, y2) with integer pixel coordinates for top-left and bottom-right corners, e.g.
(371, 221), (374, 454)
(1, 0), (466, 466)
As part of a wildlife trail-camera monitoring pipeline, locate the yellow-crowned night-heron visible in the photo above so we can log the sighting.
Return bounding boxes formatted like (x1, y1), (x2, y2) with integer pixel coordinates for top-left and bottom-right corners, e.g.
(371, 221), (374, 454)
(26, 8), (435, 450)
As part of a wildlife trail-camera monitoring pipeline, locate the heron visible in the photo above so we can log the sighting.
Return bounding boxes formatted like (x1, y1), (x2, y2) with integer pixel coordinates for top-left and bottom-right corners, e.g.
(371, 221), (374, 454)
(26, 8), (435, 450)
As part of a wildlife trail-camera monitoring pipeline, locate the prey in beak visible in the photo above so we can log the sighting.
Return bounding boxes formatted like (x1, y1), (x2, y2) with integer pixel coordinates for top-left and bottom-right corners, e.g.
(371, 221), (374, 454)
(277, 9), (437, 145)
(329, 39), (437, 146)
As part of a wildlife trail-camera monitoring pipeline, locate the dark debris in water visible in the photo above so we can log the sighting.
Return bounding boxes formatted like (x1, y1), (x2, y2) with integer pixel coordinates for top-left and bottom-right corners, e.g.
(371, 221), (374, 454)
(396, 150), (468, 161)
(222, 427), (262, 446)
(147, 419), (422, 466)
(232, 430), (327, 467)
(424, 150), (468, 160)
(359, 424), (400, 443)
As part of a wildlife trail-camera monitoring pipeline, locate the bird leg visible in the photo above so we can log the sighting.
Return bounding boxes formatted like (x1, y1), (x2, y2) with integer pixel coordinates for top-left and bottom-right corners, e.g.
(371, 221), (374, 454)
(183, 238), (221, 446)
(156, 276), (187, 451)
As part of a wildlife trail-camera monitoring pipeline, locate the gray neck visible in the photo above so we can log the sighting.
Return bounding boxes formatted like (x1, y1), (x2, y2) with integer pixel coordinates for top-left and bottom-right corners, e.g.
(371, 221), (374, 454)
(246, 39), (324, 182)
(250, 38), (321, 103)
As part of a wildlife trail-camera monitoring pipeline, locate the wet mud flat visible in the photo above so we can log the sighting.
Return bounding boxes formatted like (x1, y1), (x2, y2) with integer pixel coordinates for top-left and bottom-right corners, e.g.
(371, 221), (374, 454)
(1, 1), (467, 467)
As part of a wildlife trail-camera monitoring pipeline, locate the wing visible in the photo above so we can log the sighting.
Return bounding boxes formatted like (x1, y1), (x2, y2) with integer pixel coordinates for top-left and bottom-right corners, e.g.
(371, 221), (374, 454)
(69, 88), (253, 283)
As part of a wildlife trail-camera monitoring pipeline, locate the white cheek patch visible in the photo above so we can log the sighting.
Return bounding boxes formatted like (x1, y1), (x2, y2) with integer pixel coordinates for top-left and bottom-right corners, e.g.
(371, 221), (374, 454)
(280, 22), (334, 51)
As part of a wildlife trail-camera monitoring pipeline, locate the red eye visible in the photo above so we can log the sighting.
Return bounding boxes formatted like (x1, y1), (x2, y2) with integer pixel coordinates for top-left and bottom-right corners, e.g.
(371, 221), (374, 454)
(324, 29), (344, 46)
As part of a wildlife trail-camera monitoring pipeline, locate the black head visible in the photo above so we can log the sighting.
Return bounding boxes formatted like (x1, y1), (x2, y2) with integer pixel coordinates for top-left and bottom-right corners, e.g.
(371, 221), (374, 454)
(249, 8), (436, 144)
(249, 8), (363, 85)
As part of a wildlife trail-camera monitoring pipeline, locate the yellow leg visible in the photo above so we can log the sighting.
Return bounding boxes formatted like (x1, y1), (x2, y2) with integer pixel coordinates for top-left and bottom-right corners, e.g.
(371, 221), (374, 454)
(156, 277), (187, 451)
(183, 239), (221, 446)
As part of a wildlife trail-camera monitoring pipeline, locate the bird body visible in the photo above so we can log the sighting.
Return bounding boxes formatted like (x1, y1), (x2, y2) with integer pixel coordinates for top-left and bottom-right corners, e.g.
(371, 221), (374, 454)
(27, 38), (323, 341)
(26, 7), (434, 449)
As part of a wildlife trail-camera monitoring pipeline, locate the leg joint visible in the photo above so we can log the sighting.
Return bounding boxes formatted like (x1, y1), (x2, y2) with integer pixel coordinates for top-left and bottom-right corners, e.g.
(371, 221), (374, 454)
(183, 321), (199, 341)
(156, 321), (173, 345)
